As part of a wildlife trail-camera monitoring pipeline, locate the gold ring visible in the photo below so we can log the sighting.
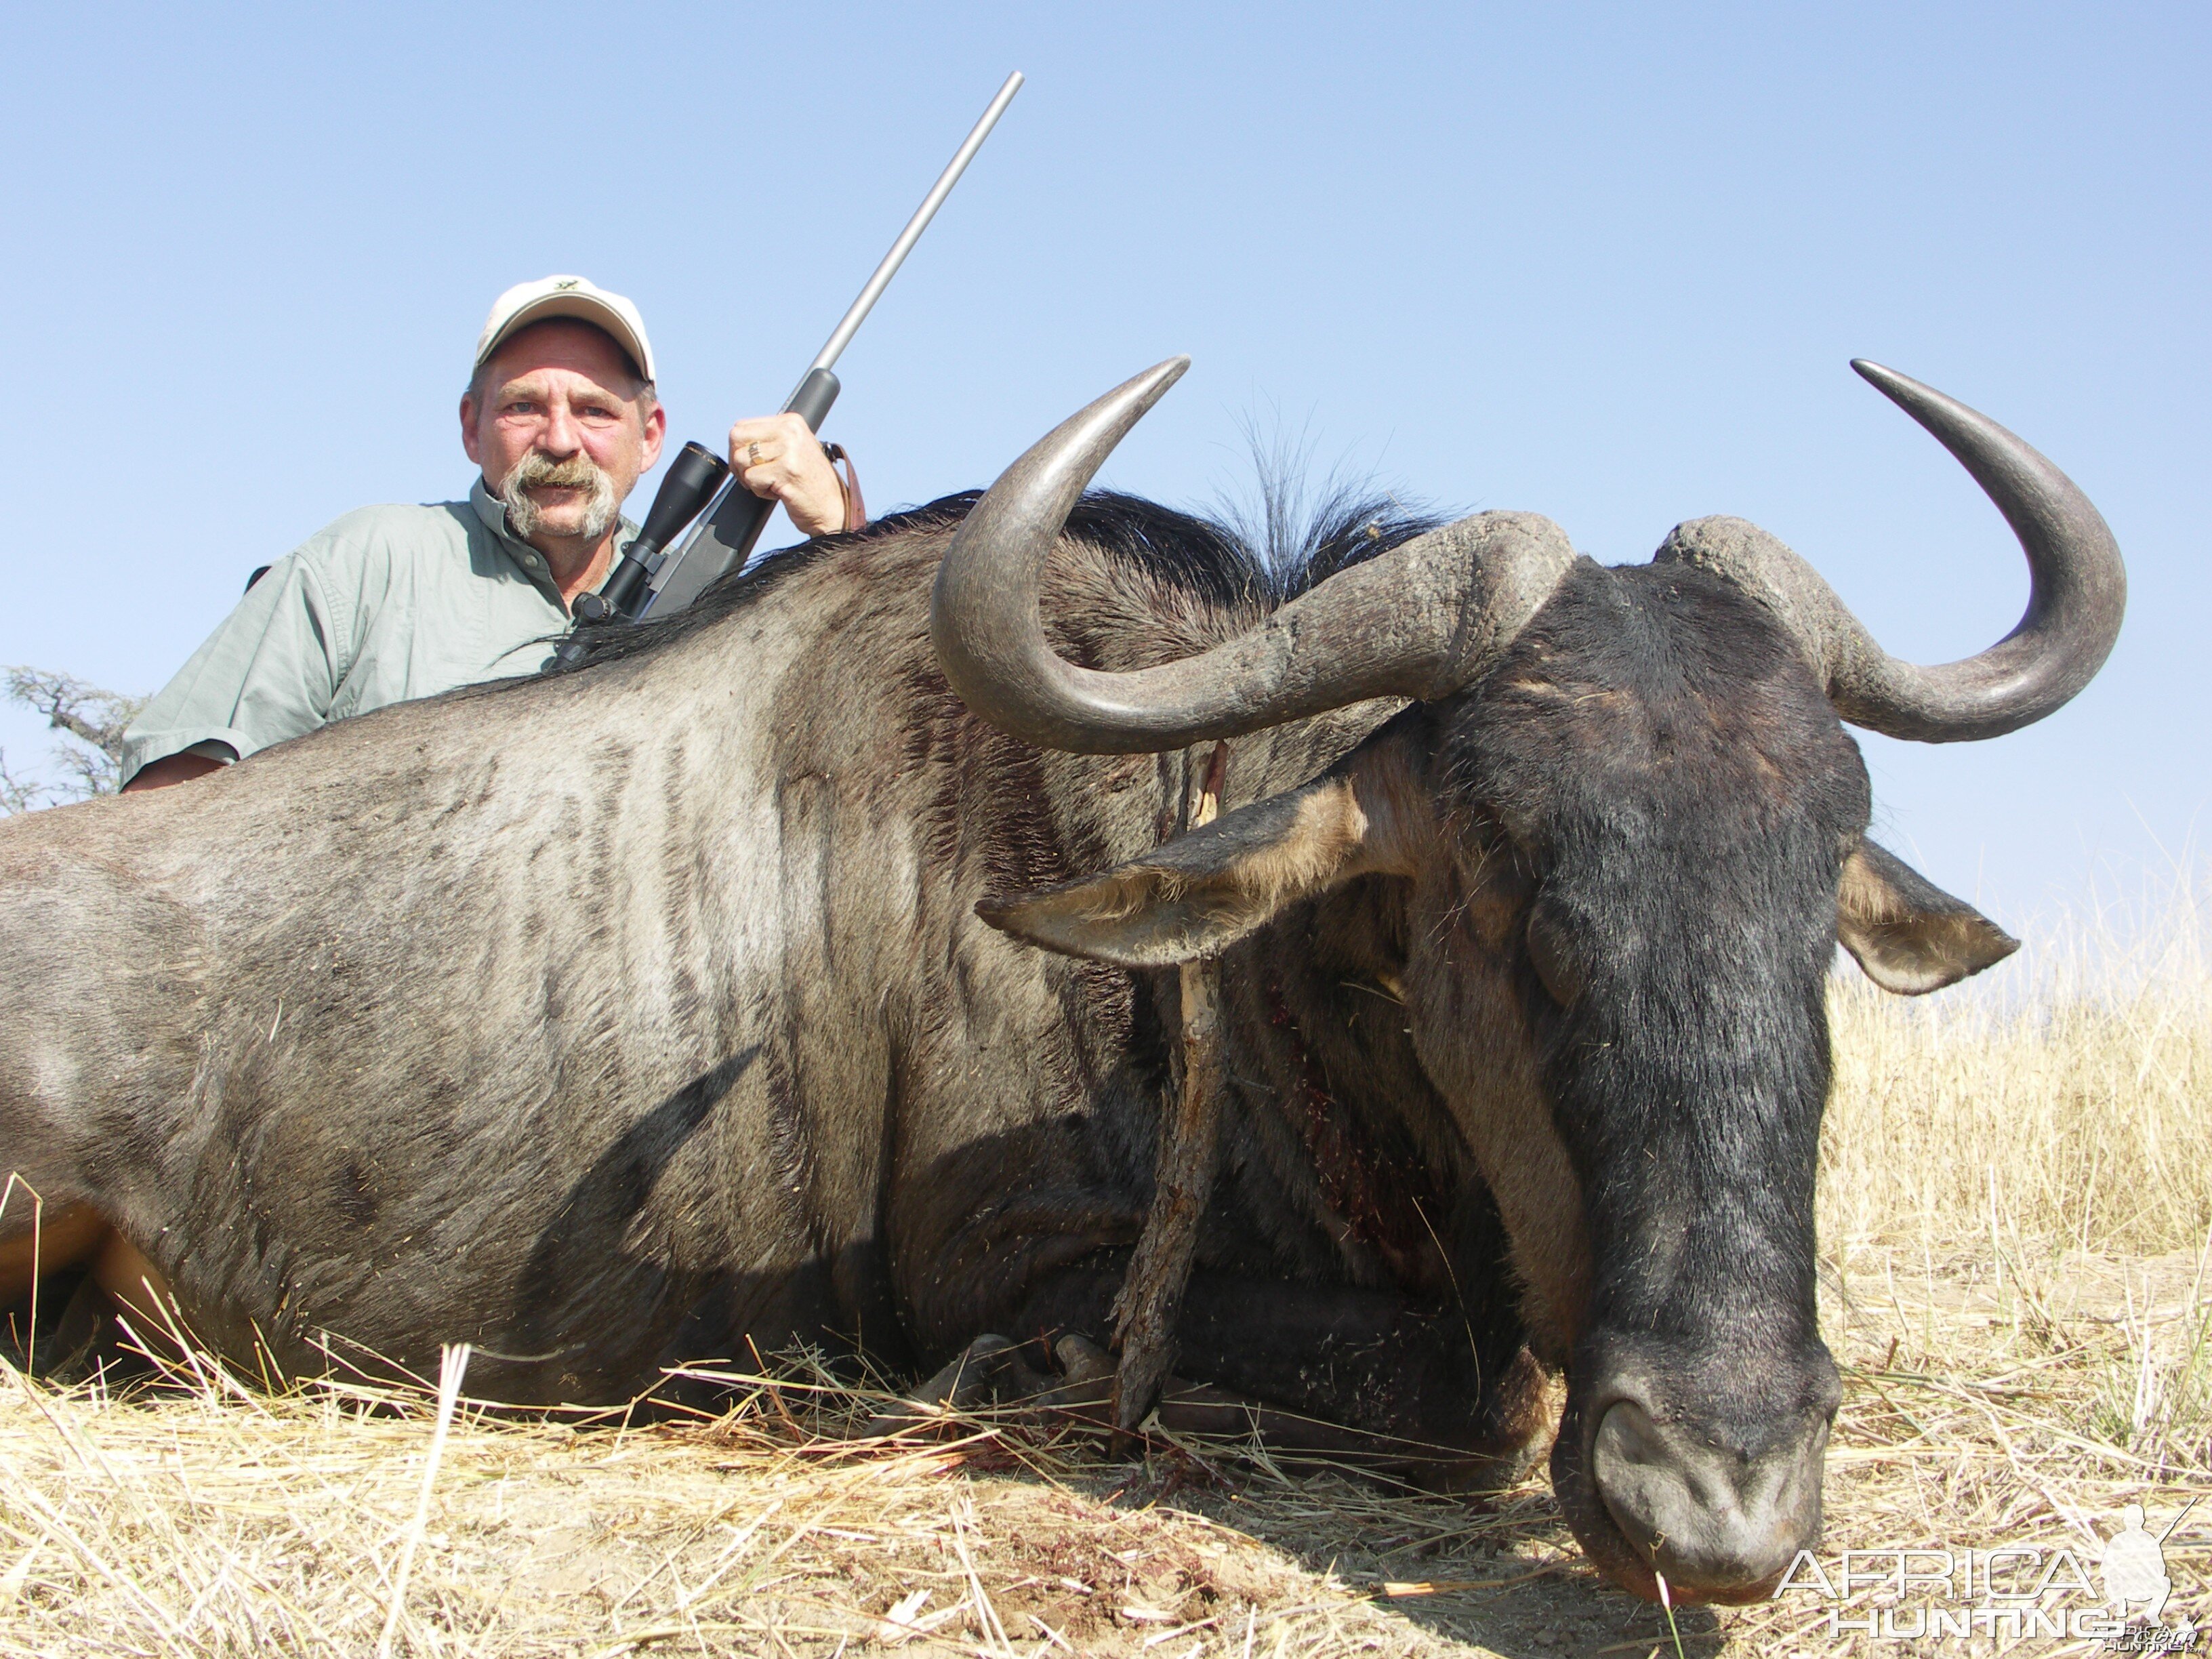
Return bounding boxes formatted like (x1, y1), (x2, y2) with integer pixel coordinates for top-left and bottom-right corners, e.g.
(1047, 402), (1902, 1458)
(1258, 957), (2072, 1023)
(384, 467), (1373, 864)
(747, 442), (762, 466)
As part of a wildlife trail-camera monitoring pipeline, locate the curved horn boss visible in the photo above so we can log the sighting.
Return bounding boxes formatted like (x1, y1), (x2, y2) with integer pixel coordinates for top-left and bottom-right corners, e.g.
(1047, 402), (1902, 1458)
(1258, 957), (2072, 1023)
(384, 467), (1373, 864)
(930, 358), (1578, 752)
(935, 359), (2122, 751)
(1657, 361), (2126, 741)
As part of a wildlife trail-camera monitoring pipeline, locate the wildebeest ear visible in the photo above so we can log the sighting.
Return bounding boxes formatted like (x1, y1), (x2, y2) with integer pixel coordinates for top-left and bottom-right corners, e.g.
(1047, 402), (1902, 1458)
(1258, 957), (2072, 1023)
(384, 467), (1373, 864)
(978, 751), (1418, 968)
(1837, 840), (2019, 995)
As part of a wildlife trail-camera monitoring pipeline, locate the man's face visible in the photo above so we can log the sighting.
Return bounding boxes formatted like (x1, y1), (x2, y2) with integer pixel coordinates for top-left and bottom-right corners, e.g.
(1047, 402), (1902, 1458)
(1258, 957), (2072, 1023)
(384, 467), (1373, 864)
(460, 321), (666, 547)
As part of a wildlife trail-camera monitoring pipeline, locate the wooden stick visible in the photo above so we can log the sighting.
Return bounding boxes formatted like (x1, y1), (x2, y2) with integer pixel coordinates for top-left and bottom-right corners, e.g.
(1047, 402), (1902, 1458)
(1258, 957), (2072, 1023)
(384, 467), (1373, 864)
(1110, 742), (1230, 1448)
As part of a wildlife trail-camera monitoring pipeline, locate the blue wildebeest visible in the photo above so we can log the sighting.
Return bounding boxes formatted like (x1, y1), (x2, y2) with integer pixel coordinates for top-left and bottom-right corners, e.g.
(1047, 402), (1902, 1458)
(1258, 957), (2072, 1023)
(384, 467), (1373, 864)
(0, 359), (2121, 1603)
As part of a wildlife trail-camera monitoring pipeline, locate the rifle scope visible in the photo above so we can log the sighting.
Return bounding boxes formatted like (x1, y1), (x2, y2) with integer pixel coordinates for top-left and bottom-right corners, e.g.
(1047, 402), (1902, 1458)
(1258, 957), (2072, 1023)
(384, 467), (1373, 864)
(569, 440), (731, 627)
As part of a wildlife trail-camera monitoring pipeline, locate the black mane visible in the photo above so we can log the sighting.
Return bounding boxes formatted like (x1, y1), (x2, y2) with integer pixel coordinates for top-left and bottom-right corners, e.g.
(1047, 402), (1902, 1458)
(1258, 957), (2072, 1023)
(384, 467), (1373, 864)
(552, 489), (1442, 673)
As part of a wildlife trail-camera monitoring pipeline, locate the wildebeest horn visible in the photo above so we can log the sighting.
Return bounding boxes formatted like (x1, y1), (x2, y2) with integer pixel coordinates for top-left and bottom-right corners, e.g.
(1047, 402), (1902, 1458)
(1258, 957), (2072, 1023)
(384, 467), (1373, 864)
(1656, 361), (2126, 743)
(932, 359), (1577, 754)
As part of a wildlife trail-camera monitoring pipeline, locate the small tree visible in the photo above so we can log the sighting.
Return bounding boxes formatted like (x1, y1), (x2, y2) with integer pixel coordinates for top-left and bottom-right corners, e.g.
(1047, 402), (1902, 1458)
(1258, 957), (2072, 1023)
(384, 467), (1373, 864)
(0, 668), (146, 811)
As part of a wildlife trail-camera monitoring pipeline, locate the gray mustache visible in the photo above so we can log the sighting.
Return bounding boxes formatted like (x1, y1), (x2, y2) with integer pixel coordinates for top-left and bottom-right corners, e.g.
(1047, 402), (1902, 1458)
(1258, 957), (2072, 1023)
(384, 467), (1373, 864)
(506, 453), (609, 493)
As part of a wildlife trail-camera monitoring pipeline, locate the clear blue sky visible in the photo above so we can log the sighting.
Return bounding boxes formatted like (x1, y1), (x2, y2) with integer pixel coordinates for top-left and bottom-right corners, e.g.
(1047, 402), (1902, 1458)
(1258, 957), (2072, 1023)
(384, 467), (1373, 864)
(0, 3), (2202, 926)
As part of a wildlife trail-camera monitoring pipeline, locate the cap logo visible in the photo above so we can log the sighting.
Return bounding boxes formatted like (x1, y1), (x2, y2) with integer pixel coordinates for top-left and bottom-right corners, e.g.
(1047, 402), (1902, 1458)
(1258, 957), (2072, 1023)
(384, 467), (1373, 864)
(554, 279), (580, 291)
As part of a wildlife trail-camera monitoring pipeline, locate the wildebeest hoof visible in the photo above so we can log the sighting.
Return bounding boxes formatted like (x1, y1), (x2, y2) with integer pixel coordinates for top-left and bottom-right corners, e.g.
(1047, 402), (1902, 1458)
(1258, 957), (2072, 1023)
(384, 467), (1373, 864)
(27, 1275), (123, 1387)
(861, 1334), (1044, 1437)
(1026, 1334), (1114, 1422)
(1053, 1333), (1113, 1384)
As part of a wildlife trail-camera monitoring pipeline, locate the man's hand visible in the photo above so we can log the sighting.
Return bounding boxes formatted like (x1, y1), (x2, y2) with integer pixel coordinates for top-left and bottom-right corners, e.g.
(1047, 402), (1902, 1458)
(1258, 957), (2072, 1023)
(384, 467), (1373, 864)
(729, 413), (847, 537)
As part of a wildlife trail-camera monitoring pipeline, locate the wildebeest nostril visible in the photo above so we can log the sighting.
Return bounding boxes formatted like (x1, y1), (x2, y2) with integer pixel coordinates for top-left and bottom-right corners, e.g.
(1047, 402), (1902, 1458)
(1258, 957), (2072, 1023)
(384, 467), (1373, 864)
(1591, 1399), (1820, 1598)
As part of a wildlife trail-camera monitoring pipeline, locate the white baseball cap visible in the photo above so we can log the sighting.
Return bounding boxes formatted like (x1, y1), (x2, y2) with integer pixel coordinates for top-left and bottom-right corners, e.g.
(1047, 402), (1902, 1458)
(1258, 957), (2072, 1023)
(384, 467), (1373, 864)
(474, 274), (656, 384)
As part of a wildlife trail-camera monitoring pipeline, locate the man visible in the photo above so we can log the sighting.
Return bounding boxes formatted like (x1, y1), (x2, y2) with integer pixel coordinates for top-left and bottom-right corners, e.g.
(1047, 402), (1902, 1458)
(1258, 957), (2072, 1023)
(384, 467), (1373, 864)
(121, 276), (859, 790)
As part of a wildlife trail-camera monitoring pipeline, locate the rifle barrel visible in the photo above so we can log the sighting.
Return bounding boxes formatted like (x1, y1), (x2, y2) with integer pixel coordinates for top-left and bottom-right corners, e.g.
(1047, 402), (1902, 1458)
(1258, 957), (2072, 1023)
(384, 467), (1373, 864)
(803, 70), (1024, 388)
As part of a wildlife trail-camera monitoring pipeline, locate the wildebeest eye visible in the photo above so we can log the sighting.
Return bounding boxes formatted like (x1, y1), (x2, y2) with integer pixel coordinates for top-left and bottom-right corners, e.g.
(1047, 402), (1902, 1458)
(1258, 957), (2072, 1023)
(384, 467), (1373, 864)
(1524, 901), (1584, 1006)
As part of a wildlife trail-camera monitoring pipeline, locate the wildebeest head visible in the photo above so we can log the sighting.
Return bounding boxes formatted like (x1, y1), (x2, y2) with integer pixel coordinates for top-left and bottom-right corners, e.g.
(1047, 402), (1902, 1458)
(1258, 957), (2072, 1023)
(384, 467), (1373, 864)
(931, 360), (2123, 1602)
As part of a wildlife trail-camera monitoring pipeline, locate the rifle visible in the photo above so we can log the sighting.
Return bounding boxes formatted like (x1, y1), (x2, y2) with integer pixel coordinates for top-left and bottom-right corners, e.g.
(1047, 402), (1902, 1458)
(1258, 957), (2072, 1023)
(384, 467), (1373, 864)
(559, 71), (1023, 657)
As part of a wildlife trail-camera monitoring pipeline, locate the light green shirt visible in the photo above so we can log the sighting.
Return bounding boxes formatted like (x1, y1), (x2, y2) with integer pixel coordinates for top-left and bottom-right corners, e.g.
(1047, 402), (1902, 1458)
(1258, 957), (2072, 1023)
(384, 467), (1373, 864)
(121, 479), (635, 782)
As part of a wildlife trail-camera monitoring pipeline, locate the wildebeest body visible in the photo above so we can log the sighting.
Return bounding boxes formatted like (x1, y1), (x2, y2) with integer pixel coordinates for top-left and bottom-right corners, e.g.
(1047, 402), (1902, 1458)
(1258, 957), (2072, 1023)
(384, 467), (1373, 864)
(0, 499), (1494, 1412)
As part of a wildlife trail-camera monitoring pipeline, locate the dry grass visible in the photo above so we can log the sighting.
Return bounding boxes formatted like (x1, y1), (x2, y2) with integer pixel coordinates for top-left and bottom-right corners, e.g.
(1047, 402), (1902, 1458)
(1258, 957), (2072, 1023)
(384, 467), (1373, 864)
(1823, 868), (2212, 1258)
(1, 876), (2207, 1656)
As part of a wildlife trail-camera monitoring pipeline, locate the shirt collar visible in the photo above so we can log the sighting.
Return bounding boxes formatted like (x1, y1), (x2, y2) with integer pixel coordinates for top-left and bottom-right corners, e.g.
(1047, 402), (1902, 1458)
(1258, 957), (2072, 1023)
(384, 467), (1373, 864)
(469, 476), (638, 597)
